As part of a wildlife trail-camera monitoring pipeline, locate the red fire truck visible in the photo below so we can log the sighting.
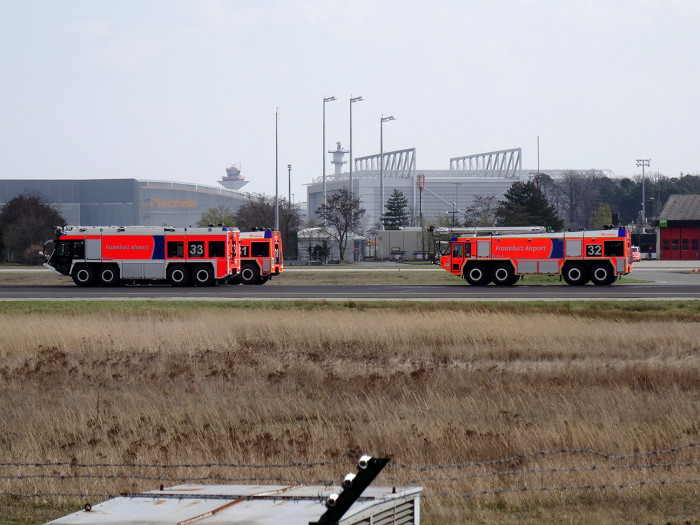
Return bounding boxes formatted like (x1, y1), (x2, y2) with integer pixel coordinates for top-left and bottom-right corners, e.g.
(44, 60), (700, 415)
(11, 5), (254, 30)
(43, 225), (240, 287)
(230, 230), (284, 285)
(434, 226), (632, 285)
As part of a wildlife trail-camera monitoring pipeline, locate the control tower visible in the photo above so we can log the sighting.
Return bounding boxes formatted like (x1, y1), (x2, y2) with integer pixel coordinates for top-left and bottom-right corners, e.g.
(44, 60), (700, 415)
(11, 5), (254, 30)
(328, 142), (347, 176)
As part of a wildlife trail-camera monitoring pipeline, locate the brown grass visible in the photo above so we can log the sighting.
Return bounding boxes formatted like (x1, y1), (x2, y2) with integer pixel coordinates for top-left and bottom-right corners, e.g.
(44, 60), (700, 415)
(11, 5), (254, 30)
(0, 305), (699, 524)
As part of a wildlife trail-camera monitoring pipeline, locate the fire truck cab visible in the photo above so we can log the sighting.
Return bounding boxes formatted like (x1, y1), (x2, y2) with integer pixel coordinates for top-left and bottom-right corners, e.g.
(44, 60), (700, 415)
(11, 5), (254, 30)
(230, 230), (284, 285)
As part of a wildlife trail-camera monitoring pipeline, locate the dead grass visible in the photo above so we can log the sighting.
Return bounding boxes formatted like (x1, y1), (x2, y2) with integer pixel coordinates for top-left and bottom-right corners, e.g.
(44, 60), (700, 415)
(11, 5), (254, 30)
(0, 305), (698, 524)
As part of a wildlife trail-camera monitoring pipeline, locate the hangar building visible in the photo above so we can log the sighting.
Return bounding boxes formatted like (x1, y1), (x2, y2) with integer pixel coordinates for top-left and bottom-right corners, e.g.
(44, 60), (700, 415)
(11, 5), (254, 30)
(0, 178), (248, 228)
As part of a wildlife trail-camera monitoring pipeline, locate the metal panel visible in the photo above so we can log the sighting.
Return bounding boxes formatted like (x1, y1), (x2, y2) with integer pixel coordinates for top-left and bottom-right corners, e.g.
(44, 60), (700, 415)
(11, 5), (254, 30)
(566, 239), (582, 257)
(517, 260), (537, 274)
(477, 241), (490, 258)
(85, 239), (101, 260)
(144, 263), (165, 279)
(539, 261), (560, 274)
(121, 263), (165, 279)
(615, 257), (626, 273)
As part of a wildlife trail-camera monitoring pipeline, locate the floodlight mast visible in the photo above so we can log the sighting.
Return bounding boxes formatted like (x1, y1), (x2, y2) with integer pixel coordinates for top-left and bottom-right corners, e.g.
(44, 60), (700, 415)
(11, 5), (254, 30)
(379, 115), (395, 230)
(322, 96), (337, 209)
(636, 158), (650, 224)
(349, 95), (363, 195)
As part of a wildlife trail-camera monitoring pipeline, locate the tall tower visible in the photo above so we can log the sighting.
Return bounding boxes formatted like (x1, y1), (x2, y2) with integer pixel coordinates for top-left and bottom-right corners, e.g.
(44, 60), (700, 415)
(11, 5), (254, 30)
(329, 142), (347, 176)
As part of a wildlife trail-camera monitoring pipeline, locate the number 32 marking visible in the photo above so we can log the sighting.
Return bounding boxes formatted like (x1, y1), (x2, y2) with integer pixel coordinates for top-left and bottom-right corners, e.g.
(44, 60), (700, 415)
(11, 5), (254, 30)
(586, 244), (602, 256)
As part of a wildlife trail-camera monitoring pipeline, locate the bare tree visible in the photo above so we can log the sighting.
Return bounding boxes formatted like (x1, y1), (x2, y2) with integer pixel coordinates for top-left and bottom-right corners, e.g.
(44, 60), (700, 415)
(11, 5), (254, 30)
(550, 170), (602, 229)
(316, 187), (365, 261)
(463, 195), (498, 227)
(233, 193), (303, 259)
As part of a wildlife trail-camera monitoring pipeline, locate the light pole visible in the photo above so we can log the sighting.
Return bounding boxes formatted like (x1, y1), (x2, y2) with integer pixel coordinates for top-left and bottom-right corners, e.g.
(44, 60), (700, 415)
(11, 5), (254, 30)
(322, 96), (336, 209)
(275, 107), (279, 231)
(287, 164), (292, 207)
(451, 181), (463, 227)
(379, 115), (395, 230)
(636, 158), (650, 224)
(349, 95), (363, 195)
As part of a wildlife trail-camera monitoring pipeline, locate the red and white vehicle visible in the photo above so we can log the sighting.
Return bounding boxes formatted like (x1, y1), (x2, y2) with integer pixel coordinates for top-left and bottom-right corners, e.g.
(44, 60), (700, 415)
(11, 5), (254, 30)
(231, 230), (284, 285)
(435, 226), (632, 286)
(631, 245), (641, 262)
(43, 225), (240, 287)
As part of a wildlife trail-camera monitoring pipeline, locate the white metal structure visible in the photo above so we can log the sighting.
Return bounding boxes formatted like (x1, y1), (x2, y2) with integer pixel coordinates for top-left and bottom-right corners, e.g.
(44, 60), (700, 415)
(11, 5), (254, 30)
(449, 148), (522, 177)
(46, 484), (422, 525)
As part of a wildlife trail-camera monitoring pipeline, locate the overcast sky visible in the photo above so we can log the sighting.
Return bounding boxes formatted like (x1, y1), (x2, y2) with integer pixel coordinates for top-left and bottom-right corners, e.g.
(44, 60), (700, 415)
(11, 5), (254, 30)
(1, 0), (699, 203)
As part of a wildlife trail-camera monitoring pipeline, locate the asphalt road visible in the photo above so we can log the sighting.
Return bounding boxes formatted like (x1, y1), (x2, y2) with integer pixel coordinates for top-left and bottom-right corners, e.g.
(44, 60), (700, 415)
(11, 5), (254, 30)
(0, 260), (698, 301)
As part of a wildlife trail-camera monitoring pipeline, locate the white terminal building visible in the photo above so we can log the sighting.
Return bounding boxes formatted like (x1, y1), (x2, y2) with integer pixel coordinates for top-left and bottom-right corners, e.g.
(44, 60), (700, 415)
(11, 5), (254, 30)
(308, 146), (530, 229)
(304, 145), (608, 261)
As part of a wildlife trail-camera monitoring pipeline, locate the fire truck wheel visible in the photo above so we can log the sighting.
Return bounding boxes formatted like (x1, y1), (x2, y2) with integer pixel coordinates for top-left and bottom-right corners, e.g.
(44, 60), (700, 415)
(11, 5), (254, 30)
(240, 263), (260, 285)
(590, 262), (616, 285)
(192, 265), (215, 286)
(562, 263), (589, 286)
(98, 264), (120, 287)
(257, 274), (270, 285)
(491, 263), (516, 286)
(464, 263), (491, 286)
(72, 264), (95, 287)
(167, 264), (189, 287)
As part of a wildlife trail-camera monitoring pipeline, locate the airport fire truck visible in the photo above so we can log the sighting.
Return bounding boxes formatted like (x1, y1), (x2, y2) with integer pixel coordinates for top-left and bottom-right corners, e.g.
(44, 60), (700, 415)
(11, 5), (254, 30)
(230, 230), (284, 285)
(434, 226), (632, 286)
(43, 225), (241, 287)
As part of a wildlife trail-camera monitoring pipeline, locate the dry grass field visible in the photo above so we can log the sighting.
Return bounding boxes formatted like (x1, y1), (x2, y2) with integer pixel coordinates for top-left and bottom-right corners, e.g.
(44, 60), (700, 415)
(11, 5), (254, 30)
(0, 301), (698, 524)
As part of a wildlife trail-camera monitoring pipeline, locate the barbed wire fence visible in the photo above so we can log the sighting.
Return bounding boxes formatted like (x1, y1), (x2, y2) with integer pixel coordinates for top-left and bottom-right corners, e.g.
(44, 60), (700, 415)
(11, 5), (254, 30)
(1, 442), (698, 502)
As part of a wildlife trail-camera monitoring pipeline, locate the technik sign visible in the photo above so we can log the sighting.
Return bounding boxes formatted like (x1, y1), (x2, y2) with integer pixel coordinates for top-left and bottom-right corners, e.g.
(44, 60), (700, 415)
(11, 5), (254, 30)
(141, 198), (198, 209)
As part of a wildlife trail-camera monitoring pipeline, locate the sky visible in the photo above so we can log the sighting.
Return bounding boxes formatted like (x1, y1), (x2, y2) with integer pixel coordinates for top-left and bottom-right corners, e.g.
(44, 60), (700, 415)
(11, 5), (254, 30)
(1, 0), (699, 204)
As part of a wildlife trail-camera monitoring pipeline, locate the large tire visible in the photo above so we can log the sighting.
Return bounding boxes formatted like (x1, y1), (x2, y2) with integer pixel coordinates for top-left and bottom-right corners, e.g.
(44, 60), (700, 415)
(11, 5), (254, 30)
(72, 264), (95, 287)
(464, 263), (491, 286)
(167, 264), (189, 287)
(191, 264), (215, 286)
(239, 263), (260, 285)
(491, 263), (517, 286)
(590, 262), (616, 285)
(562, 262), (589, 286)
(98, 264), (120, 287)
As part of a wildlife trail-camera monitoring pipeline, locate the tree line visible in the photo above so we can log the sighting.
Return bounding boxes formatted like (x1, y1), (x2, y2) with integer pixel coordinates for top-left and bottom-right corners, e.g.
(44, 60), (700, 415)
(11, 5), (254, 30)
(1, 172), (698, 264)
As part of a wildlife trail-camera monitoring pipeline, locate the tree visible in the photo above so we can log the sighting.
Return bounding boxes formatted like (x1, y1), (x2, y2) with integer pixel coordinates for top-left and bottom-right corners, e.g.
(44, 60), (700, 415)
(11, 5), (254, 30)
(463, 195), (497, 227)
(381, 189), (409, 230)
(495, 181), (563, 230)
(316, 187), (365, 261)
(549, 170), (602, 229)
(196, 205), (236, 228)
(591, 203), (613, 229)
(0, 193), (65, 264)
(233, 193), (303, 259)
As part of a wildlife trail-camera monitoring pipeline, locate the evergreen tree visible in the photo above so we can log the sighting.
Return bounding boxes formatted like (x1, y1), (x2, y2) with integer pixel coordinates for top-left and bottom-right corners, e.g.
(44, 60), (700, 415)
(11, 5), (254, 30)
(381, 189), (409, 230)
(495, 181), (564, 230)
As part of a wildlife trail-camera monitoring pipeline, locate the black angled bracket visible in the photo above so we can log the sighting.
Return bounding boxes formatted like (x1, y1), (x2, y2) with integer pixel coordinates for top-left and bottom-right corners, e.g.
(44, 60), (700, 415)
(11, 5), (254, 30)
(309, 455), (390, 525)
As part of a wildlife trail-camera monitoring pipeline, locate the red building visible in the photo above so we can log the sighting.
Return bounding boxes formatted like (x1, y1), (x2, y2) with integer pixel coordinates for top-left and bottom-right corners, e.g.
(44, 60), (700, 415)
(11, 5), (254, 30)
(658, 194), (700, 260)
